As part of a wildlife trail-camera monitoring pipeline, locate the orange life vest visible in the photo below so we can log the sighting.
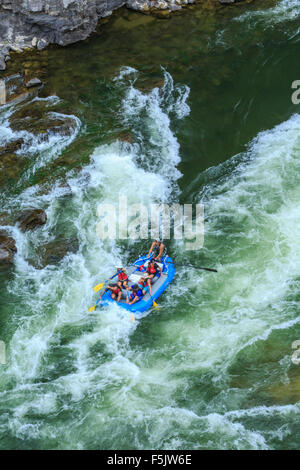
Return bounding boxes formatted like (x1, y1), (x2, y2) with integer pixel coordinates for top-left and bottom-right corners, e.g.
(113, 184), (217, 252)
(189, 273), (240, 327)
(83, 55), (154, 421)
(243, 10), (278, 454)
(112, 286), (121, 294)
(118, 272), (128, 281)
(147, 263), (157, 275)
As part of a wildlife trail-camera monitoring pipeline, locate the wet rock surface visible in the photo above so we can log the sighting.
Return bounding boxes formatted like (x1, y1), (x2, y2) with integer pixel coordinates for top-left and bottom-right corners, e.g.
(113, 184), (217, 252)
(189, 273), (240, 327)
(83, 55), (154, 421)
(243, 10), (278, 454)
(0, 230), (17, 265)
(25, 78), (43, 88)
(0, 213), (15, 226)
(0, 72), (38, 106)
(18, 209), (47, 232)
(0, 0), (125, 70)
(0, 137), (27, 187)
(38, 237), (79, 268)
(0, 0), (244, 70)
(9, 99), (78, 137)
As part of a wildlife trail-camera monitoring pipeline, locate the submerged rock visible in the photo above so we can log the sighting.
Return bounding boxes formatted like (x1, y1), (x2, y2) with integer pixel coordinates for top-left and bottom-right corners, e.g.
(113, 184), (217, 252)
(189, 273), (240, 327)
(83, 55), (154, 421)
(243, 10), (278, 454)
(153, 9), (171, 19)
(118, 131), (134, 143)
(27, 237), (79, 268)
(0, 139), (24, 155)
(0, 55), (6, 71)
(0, 138), (26, 187)
(0, 73), (39, 108)
(9, 100), (78, 137)
(0, 213), (15, 226)
(0, 153), (24, 186)
(38, 237), (79, 267)
(0, 249), (11, 263)
(18, 209), (47, 232)
(0, 230), (17, 265)
(25, 78), (42, 88)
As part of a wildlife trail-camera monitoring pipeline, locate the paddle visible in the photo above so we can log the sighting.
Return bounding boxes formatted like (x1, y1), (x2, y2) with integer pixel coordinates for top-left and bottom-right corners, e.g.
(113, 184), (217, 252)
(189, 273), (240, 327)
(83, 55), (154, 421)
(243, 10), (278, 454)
(88, 295), (104, 312)
(150, 294), (158, 309)
(167, 261), (217, 273)
(93, 279), (109, 293)
(91, 255), (157, 312)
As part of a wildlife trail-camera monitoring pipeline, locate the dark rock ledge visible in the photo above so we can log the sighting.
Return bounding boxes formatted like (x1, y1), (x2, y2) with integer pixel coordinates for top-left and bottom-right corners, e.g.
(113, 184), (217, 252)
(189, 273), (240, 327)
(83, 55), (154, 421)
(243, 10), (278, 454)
(0, 209), (79, 268)
(0, 0), (242, 71)
(0, 209), (47, 266)
(0, 230), (17, 265)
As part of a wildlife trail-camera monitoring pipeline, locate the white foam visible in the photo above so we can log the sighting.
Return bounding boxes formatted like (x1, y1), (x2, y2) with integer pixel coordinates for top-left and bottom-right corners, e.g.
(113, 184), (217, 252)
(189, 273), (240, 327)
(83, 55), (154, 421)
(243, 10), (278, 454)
(235, 0), (300, 26)
(0, 95), (81, 185)
(1, 69), (190, 395)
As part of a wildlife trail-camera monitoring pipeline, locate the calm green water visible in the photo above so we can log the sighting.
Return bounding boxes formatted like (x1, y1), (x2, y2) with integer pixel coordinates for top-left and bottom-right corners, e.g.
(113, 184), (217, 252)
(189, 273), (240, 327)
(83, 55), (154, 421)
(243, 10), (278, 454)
(1, 0), (300, 450)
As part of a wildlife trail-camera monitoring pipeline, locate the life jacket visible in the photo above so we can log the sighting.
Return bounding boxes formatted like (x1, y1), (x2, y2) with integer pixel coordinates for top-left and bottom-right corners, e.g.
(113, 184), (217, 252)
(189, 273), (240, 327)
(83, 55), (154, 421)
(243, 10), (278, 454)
(132, 289), (143, 298)
(147, 262), (158, 275)
(138, 279), (147, 289)
(112, 286), (121, 294)
(118, 271), (128, 281)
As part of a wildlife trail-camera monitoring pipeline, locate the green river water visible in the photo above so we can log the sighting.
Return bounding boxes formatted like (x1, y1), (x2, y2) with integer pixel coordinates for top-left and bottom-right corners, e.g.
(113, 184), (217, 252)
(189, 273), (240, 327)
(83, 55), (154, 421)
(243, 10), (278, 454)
(1, 0), (300, 450)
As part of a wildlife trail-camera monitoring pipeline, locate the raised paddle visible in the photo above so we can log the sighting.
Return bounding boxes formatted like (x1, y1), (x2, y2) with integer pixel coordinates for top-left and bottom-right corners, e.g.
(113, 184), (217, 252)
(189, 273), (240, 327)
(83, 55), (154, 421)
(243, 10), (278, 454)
(167, 261), (217, 273)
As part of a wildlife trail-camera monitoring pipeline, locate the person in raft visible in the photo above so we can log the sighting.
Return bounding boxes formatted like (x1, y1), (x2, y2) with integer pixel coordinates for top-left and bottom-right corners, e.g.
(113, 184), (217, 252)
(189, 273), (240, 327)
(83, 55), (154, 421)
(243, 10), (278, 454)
(144, 258), (162, 296)
(99, 284), (122, 302)
(148, 239), (166, 262)
(126, 284), (145, 305)
(138, 277), (149, 294)
(109, 266), (129, 290)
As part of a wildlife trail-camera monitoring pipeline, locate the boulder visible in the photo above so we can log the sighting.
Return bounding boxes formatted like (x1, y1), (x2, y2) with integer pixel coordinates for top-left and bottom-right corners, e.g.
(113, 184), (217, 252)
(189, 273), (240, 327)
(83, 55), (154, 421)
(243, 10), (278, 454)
(18, 209), (47, 232)
(10, 100), (78, 137)
(118, 131), (134, 143)
(0, 213), (15, 226)
(0, 0), (197, 61)
(0, 230), (17, 265)
(39, 237), (79, 267)
(0, 139), (26, 187)
(0, 139), (24, 155)
(25, 78), (42, 88)
(0, 55), (6, 71)
(0, 73), (33, 108)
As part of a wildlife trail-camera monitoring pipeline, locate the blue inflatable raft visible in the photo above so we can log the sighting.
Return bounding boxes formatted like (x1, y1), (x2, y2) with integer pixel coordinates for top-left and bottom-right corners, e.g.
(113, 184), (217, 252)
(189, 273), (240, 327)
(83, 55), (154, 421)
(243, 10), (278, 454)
(98, 255), (176, 316)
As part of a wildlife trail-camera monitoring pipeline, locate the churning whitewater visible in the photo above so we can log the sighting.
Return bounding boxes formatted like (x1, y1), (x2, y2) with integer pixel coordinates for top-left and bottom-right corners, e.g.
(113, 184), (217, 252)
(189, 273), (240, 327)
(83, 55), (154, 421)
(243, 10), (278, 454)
(0, 66), (299, 449)
(0, 70), (194, 448)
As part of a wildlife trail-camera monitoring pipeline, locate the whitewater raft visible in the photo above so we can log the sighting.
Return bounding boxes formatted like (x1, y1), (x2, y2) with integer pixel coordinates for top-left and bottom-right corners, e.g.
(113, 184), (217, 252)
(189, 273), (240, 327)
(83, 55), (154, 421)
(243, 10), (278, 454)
(98, 255), (176, 316)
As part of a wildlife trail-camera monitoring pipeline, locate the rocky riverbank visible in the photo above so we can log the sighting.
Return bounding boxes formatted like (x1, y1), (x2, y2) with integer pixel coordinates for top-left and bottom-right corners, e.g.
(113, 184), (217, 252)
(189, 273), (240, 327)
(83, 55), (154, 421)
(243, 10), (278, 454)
(0, 0), (243, 71)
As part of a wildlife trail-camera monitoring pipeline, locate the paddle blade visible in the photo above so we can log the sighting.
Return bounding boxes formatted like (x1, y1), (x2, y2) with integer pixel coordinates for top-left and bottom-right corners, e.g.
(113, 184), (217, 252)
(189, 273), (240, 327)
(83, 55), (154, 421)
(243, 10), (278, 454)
(89, 305), (96, 312)
(153, 300), (158, 308)
(130, 314), (135, 322)
(201, 267), (218, 273)
(93, 282), (104, 293)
